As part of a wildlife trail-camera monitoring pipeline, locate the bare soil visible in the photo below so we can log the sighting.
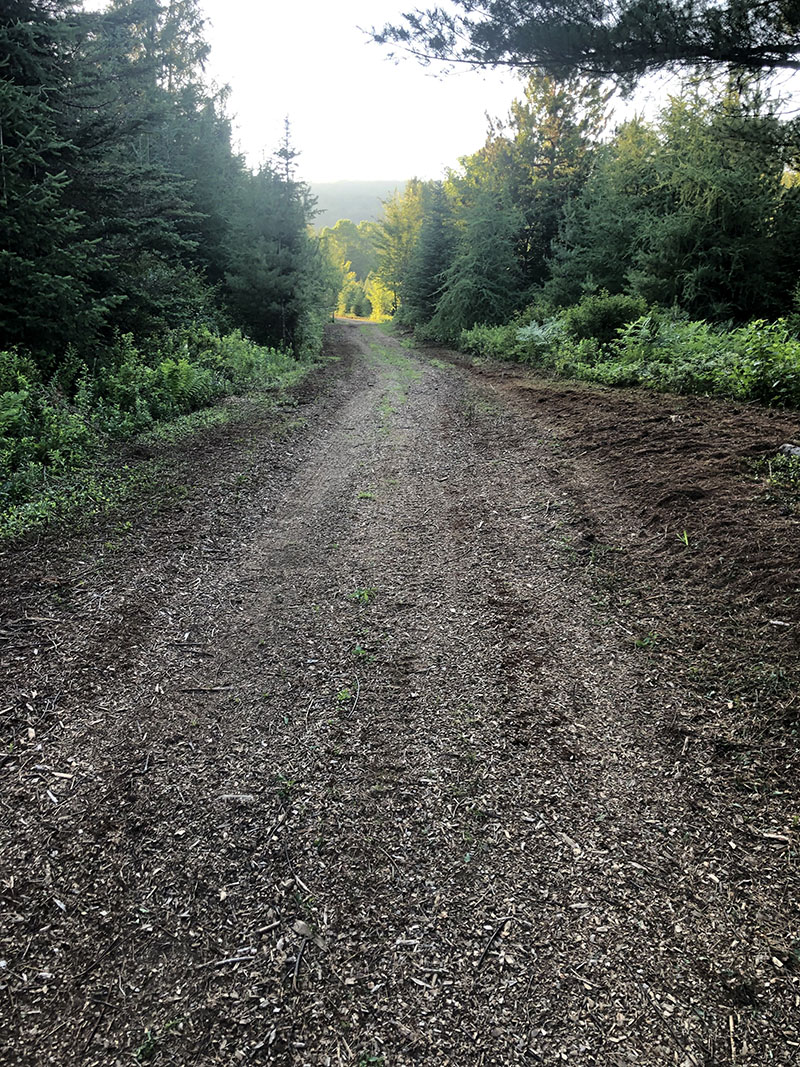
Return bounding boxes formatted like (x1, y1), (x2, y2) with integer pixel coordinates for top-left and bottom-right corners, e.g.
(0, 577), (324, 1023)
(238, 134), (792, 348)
(1, 322), (798, 1066)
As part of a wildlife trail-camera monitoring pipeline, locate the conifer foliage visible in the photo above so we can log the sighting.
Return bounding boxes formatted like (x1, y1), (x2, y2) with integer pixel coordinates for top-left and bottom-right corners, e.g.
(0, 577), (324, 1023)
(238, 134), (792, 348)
(0, 0), (330, 366)
(0, 0), (335, 533)
(0, 1), (106, 359)
(374, 1), (800, 84)
(369, 72), (800, 343)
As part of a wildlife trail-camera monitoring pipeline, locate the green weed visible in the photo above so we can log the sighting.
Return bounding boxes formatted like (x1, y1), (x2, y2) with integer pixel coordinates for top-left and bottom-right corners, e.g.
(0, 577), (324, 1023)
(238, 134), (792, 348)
(349, 586), (378, 604)
(634, 631), (659, 648)
(276, 774), (296, 801)
(0, 329), (308, 540)
(460, 310), (800, 409)
(134, 1019), (183, 1062)
(754, 453), (800, 513)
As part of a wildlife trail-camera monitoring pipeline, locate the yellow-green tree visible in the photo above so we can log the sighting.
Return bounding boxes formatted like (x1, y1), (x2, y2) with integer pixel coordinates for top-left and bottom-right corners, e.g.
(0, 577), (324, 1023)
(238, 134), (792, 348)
(374, 179), (425, 314)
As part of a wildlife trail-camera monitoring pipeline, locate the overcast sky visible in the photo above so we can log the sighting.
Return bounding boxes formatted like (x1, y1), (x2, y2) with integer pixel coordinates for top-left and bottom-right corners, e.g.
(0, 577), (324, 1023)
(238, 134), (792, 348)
(197, 0), (524, 181)
(81, 2), (800, 182)
(84, 0), (523, 181)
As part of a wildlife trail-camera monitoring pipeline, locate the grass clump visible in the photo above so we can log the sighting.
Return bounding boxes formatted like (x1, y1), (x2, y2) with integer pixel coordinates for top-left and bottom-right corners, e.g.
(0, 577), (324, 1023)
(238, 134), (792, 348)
(754, 452), (800, 513)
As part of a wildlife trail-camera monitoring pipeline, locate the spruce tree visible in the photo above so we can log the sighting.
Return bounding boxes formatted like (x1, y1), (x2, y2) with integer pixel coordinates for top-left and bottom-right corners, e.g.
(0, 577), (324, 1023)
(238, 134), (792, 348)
(546, 119), (660, 305)
(428, 184), (523, 340)
(398, 182), (456, 327)
(0, 0), (106, 362)
(630, 79), (791, 320)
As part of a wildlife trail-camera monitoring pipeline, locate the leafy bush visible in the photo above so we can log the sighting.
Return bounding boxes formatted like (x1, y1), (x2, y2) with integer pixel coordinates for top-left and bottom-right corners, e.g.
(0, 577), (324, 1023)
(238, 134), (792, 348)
(458, 300), (800, 408)
(459, 323), (520, 359)
(516, 319), (569, 364)
(571, 316), (800, 405)
(560, 291), (648, 344)
(460, 318), (569, 365)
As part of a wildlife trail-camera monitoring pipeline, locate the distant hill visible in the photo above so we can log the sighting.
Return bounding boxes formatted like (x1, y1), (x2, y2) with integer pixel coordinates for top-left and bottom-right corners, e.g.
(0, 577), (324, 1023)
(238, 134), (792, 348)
(310, 180), (406, 230)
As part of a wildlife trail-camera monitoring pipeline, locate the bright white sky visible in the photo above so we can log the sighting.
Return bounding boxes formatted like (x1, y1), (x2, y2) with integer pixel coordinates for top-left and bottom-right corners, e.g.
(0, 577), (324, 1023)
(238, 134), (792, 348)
(84, 0), (523, 182)
(81, 2), (800, 181)
(197, 0), (523, 181)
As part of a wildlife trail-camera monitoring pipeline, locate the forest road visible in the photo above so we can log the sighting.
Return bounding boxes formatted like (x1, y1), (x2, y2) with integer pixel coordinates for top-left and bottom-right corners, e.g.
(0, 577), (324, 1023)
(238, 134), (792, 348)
(1, 322), (799, 1066)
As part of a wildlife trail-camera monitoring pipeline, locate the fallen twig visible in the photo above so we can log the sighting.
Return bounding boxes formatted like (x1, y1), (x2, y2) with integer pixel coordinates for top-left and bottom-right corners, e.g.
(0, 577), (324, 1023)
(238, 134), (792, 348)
(476, 916), (513, 969)
(292, 938), (308, 990)
(181, 685), (233, 693)
(196, 950), (257, 970)
(350, 675), (361, 717)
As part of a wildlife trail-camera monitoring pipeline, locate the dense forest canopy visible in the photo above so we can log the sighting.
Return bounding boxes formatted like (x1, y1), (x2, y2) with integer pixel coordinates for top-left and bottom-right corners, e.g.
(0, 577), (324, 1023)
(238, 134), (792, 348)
(350, 71), (798, 331)
(373, 1), (800, 84)
(336, 69), (800, 408)
(0, 0), (334, 366)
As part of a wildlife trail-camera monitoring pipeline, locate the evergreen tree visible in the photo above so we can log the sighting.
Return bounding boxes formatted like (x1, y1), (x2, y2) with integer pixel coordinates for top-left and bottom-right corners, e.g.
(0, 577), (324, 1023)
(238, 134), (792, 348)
(631, 79), (792, 320)
(225, 129), (321, 352)
(374, 2), (800, 84)
(398, 182), (456, 326)
(374, 179), (424, 314)
(547, 119), (660, 305)
(60, 0), (220, 339)
(0, 0), (106, 362)
(0, 0), (334, 367)
(428, 184), (523, 340)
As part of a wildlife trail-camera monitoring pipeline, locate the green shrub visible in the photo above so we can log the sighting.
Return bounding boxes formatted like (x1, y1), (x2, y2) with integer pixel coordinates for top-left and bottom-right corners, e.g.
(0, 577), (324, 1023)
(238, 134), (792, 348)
(725, 320), (800, 406)
(460, 318), (568, 366)
(458, 304), (800, 408)
(413, 319), (457, 345)
(560, 291), (648, 344)
(515, 319), (568, 365)
(553, 336), (603, 377)
(0, 385), (95, 505)
(0, 350), (41, 394)
(459, 323), (520, 360)
(576, 316), (800, 405)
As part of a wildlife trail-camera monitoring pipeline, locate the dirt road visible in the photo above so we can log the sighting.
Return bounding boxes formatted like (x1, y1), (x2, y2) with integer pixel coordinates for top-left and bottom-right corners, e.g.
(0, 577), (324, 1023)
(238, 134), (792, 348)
(2, 322), (798, 1065)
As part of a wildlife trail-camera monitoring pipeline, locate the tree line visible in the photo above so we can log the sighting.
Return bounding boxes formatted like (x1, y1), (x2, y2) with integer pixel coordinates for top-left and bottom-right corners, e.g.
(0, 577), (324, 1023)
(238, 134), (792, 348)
(324, 72), (800, 408)
(1, 0), (335, 369)
(0, 0), (337, 535)
(343, 73), (799, 337)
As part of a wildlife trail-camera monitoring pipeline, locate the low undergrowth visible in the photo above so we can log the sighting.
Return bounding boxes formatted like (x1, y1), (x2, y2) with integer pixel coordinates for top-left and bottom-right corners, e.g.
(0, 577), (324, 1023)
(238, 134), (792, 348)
(459, 294), (800, 409)
(753, 452), (800, 515)
(0, 327), (306, 538)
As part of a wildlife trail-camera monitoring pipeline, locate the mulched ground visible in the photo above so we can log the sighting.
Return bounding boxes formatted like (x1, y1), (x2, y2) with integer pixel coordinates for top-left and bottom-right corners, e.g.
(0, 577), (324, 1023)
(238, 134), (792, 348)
(459, 359), (800, 761)
(1, 323), (798, 1065)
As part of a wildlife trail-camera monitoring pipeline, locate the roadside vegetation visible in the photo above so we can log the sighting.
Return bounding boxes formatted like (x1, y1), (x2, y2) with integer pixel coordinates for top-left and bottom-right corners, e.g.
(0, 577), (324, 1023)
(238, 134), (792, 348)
(0, 330), (306, 537)
(1, 0), (337, 537)
(353, 73), (800, 409)
(7, 3), (800, 542)
(460, 304), (800, 407)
